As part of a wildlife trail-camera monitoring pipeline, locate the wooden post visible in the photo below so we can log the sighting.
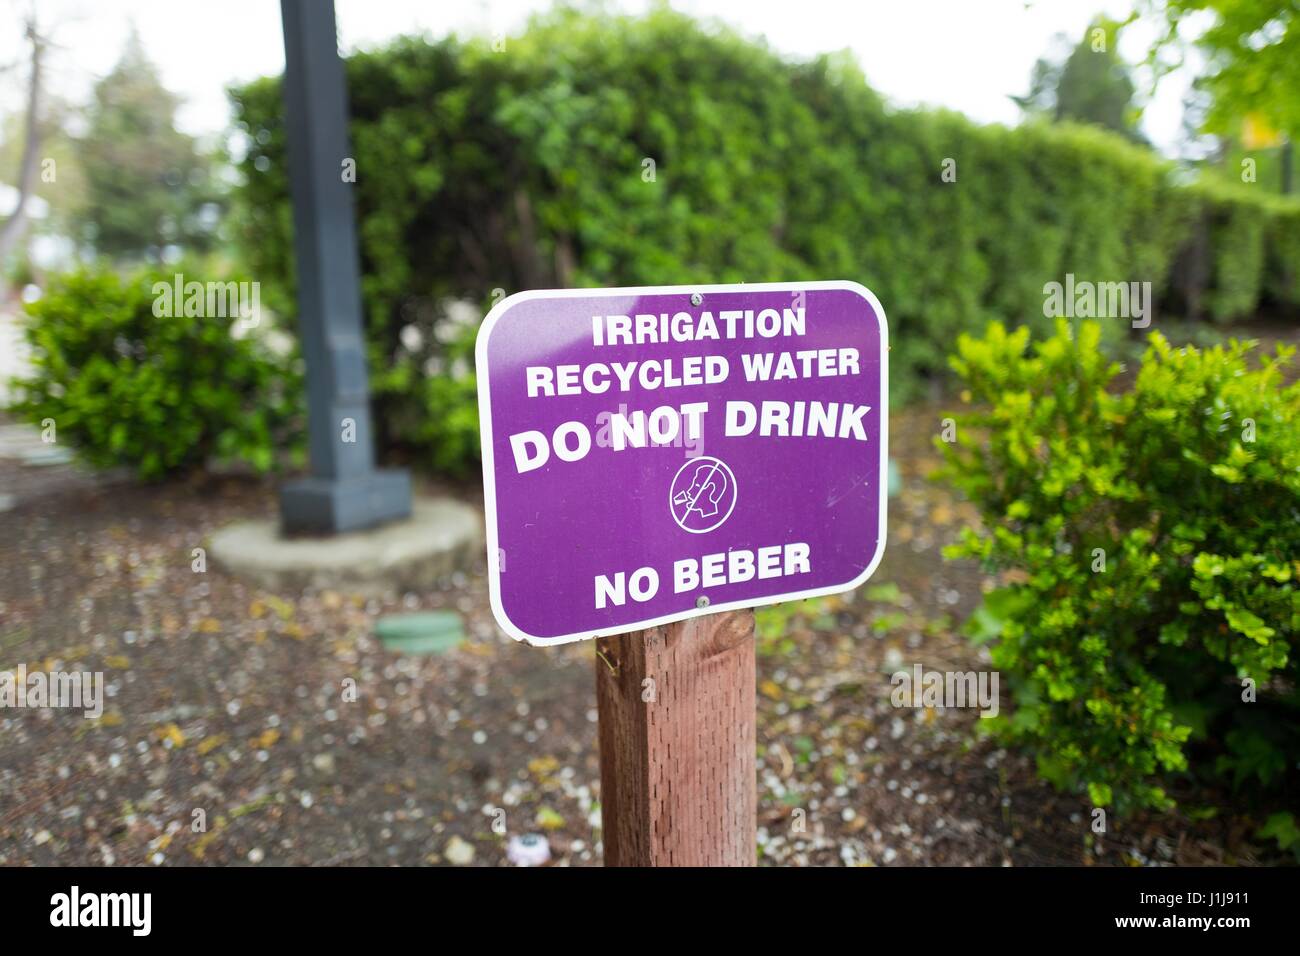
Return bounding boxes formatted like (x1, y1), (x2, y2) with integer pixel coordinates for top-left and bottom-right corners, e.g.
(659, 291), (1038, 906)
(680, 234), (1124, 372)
(595, 609), (756, 866)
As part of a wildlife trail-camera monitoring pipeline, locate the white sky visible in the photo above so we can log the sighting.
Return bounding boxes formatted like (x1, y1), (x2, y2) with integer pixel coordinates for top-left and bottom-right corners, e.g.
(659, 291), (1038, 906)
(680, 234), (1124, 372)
(0, 0), (1201, 154)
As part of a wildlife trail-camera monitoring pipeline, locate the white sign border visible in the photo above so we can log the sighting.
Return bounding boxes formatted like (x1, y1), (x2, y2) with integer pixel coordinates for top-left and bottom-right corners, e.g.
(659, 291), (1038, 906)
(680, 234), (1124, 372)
(475, 280), (889, 646)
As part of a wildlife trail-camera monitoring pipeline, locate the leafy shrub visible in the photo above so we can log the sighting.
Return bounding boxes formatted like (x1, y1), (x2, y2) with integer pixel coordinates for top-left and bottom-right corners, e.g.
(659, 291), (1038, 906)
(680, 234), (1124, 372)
(6, 268), (302, 479)
(937, 320), (1300, 813)
(230, 6), (1300, 473)
(1258, 811), (1300, 862)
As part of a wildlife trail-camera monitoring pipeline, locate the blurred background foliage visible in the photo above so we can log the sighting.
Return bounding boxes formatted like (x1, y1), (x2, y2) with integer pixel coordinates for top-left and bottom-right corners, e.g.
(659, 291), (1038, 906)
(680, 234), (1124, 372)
(77, 30), (223, 264)
(6, 4), (1300, 479)
(1014, 16), (1147, 143)
(226, 5), (1300, 475)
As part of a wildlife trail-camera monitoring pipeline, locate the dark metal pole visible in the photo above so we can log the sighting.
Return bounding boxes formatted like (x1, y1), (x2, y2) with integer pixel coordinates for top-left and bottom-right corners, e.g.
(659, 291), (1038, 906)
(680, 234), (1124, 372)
(277, 0), (411, 534)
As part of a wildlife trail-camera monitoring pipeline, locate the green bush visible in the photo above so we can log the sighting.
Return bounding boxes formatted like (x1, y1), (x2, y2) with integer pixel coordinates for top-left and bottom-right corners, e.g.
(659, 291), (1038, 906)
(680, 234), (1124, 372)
(229, 5), (1300, 473)
(936, 319), (1300, 813)
(6, 268), (302, 479)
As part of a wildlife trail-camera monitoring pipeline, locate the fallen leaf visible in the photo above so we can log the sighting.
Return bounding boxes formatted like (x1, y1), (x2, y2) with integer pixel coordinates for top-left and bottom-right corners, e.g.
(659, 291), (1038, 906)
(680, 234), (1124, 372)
(535, 807), (565, 831)
(196, 734), (228, 756)
(528, 756), (559, 780)
(156, 723), (186, 748)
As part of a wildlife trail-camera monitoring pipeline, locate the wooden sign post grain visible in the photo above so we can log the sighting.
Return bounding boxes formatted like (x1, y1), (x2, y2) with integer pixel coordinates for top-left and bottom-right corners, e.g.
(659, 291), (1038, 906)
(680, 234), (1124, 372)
(595, 609), (756, 866)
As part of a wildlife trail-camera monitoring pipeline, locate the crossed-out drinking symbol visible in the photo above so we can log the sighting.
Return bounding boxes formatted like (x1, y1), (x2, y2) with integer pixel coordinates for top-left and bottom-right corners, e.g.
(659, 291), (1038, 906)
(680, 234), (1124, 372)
(669, 456), (737, 534)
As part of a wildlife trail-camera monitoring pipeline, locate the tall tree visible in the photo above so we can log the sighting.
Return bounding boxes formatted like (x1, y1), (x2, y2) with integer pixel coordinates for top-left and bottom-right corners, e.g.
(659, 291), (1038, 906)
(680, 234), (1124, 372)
(0, 6), (49, 269)
(77, 28), (217, 261)
(1138, 0), (1299, 138)
(1015, 17), (1147, 143)
(1133, 0), (1297, 189)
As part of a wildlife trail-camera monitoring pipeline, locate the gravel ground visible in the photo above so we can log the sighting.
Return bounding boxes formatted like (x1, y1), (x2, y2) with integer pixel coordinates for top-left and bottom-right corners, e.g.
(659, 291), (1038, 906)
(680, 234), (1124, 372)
(0, 397), (1279, 866)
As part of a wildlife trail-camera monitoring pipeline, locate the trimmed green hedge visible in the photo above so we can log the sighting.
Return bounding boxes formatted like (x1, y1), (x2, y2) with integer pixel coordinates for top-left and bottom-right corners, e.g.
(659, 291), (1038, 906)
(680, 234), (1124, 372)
(230, 5), (1300, 471)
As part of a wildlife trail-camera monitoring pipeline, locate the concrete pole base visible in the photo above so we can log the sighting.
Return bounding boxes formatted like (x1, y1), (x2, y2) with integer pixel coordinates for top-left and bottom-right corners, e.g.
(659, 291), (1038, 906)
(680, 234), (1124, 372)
(209, 496), (482, 595)
(278, 469), (413, 535)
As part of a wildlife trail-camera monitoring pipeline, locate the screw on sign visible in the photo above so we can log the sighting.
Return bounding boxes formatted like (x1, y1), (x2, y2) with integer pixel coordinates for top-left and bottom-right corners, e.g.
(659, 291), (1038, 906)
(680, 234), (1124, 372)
(476, 281), (888, 865)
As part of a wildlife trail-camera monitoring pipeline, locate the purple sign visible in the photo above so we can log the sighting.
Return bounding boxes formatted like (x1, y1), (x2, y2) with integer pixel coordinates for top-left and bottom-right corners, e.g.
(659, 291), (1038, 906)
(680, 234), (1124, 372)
(476, 281), (888, 645)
